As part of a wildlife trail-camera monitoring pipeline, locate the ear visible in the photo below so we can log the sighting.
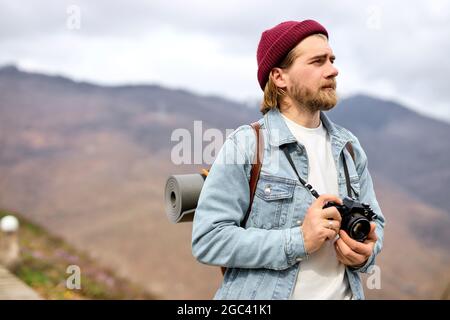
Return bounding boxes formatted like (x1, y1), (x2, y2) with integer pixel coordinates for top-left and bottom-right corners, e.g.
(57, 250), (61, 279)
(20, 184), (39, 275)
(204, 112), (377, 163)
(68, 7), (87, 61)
(270, 67), (288, 89)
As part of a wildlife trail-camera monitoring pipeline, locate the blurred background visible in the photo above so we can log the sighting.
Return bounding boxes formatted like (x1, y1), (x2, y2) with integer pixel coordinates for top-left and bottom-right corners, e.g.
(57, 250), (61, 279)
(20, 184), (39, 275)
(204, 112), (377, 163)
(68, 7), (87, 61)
(0, 0), (449, 299)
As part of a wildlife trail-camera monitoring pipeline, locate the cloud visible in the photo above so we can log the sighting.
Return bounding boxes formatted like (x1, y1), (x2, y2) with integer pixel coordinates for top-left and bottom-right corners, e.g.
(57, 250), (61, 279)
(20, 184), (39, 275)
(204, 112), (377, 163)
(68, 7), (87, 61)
(0, 0), (449, 121)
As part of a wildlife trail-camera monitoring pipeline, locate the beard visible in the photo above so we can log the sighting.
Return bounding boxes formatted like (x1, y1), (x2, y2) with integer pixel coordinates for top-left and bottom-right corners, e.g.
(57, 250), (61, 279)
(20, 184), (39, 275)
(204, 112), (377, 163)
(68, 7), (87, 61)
(288, 80), (338, 113)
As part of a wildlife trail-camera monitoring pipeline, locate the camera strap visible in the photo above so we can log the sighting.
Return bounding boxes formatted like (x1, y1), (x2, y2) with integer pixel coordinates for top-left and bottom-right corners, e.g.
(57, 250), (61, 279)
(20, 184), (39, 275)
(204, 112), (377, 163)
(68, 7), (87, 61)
(280, 142), (358, 199)
(342, 144), (359, 198)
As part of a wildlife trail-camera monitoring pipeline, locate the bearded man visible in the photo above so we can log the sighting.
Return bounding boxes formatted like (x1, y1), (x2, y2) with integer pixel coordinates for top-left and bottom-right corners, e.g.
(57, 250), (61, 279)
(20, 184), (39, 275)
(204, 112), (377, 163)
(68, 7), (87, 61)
(192, 20), (385, 300)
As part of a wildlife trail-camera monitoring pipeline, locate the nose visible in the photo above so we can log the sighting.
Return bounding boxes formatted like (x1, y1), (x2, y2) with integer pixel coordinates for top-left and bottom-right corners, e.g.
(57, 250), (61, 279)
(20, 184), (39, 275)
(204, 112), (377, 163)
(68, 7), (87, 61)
(325, 63), (339, 79)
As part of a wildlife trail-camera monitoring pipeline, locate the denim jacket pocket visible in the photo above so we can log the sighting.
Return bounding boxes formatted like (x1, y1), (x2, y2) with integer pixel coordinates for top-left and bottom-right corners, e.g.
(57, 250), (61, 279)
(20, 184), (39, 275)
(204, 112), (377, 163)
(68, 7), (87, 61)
(251, 175), (295, 229)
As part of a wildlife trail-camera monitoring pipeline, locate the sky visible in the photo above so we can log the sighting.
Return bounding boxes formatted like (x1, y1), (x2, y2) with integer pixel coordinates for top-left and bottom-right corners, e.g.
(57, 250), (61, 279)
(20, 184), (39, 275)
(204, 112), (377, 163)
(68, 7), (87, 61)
(1, 0), (449, 122)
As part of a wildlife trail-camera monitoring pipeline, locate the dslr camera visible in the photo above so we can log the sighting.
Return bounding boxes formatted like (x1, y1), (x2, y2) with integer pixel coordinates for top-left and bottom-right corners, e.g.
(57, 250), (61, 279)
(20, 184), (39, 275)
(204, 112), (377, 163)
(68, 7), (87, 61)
(323, 196), (377, 242)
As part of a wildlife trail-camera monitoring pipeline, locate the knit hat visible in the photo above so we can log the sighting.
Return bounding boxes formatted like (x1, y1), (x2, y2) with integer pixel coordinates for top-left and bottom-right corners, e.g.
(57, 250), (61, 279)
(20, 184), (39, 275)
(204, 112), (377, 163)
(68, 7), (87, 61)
(257, 20), (328, 90)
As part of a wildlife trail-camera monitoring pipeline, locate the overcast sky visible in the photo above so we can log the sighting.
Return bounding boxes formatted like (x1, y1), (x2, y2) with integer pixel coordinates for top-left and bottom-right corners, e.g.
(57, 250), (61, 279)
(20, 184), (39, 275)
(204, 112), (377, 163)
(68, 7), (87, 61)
(1, 0), (449, 122)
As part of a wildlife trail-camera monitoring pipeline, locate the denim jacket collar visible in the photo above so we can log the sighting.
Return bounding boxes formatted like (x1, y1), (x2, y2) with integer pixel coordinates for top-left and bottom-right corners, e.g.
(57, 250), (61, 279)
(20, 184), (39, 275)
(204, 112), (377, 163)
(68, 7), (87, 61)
(264, 107), (355, 152)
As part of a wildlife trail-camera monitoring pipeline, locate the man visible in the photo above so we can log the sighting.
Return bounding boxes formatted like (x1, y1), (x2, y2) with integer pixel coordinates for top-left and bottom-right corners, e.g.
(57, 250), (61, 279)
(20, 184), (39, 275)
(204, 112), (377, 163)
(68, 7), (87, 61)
(192, 20), (385, 300)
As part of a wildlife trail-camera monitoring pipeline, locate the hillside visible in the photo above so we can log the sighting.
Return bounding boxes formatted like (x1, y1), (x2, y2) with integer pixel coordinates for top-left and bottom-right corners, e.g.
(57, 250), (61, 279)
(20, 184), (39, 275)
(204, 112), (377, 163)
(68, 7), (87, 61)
(0, 209), (156, 299)
(329, 95), (450, 214)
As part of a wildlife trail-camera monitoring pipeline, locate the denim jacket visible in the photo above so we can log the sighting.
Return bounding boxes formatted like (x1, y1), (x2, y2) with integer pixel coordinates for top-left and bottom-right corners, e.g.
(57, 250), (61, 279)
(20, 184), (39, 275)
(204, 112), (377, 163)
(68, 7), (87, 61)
(191, 108), (385, 300)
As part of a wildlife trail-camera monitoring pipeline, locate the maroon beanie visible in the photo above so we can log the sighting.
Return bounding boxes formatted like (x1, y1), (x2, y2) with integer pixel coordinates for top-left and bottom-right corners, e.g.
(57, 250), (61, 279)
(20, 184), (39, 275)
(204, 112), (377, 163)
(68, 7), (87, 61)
(257, 20), (328, 90)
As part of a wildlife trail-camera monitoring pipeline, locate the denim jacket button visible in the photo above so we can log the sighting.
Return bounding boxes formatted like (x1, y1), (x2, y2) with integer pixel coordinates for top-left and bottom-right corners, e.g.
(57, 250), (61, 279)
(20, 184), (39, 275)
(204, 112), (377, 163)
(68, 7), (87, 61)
(264, 185), (271, 196)
(296, 257), (303, 262)
(296, 220), (302, 226)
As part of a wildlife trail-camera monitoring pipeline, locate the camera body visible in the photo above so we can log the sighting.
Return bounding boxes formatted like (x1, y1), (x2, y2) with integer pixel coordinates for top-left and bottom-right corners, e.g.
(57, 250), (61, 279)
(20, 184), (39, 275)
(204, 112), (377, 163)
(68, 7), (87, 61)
(323, 196), (377, 242)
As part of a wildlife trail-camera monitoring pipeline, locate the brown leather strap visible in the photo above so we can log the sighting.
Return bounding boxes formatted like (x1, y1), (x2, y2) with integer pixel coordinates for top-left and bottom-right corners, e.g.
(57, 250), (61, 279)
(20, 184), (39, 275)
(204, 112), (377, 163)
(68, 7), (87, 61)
(241, 122), (264, 227)
(221, 122), (264, 276)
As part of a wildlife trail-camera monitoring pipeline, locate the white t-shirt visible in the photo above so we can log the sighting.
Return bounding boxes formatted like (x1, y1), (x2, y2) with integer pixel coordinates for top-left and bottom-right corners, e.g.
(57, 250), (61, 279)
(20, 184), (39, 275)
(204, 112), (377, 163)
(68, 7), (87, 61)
(281, 113), (352, 300)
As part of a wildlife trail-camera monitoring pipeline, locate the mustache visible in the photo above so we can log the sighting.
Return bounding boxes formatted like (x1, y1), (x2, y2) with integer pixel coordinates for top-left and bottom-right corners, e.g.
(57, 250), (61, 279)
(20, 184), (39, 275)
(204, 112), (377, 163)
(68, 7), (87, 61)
(321, 80), (337, 89)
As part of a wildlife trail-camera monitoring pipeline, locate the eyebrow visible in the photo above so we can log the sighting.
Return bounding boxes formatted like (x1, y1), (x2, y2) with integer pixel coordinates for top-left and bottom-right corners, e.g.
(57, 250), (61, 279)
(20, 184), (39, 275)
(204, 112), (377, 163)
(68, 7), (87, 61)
(308, 53), (336, 62)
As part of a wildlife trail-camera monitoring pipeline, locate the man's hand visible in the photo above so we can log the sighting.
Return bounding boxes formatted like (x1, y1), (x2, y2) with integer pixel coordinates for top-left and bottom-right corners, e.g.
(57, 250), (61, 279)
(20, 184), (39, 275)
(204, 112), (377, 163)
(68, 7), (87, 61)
(302, 194), (343, 255)
(334, 222), (377, 268)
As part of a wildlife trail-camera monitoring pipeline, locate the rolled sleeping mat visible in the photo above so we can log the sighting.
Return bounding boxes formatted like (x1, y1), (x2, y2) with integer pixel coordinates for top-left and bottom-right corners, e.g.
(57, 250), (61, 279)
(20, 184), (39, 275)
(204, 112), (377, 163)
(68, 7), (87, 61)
(164, 173), (206, 223)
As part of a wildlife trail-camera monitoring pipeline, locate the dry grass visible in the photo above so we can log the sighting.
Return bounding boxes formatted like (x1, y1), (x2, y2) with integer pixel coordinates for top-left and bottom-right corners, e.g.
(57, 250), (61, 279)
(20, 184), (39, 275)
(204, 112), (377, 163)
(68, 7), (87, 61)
(0, 210), (157, 300)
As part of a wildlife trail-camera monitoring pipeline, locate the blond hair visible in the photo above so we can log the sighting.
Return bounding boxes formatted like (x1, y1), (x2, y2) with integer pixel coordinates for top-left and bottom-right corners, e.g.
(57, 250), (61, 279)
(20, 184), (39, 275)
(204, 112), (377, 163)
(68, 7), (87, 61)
(260, 33), (327, 115)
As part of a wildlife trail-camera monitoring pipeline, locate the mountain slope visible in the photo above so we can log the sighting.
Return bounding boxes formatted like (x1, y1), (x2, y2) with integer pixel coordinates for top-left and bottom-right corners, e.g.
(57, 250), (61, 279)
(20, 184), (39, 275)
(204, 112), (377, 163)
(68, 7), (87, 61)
(329, 95), (450, 214)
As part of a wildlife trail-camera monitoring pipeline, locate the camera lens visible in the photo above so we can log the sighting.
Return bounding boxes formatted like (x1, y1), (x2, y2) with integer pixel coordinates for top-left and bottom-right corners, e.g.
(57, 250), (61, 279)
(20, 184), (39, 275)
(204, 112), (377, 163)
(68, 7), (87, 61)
(349, 217), (371, 242)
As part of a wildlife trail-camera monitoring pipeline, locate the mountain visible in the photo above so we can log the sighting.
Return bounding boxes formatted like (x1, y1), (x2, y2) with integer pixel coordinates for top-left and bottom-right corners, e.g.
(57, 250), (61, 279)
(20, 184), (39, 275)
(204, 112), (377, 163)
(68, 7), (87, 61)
(329, 95), (450, 215)
(0, 65), (448, 299)
(0, 65), (255, 160)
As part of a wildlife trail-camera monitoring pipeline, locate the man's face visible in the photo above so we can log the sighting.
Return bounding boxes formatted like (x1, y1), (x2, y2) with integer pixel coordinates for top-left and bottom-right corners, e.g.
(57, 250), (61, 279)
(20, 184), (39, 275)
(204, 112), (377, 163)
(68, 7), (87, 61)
(282, 35), (339, 112)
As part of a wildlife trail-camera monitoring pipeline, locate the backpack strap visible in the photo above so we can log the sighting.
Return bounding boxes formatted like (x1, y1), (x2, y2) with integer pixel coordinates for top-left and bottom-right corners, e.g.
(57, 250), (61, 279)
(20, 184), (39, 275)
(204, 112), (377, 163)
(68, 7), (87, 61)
(241, 122), (264, 227)
(221, 122), (264, 276)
